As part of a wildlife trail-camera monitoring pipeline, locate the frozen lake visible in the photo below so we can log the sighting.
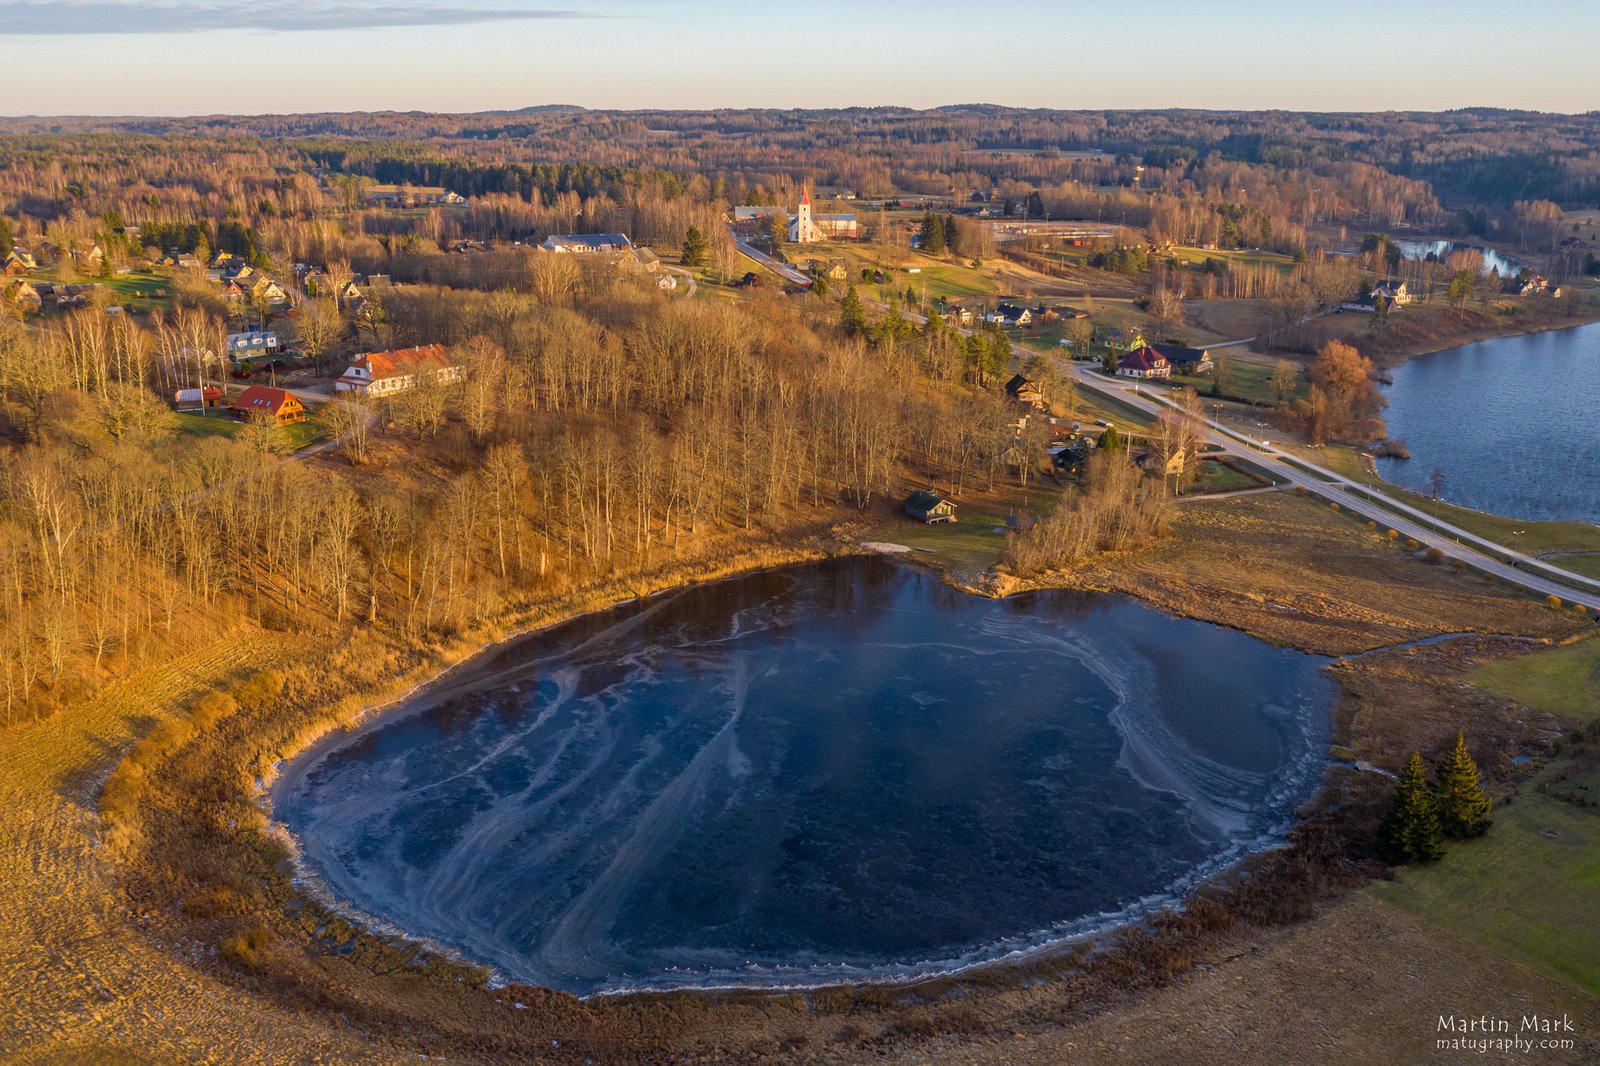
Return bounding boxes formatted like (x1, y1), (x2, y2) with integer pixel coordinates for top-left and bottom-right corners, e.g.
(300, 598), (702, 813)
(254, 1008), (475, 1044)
(274, 558), (1332, 995)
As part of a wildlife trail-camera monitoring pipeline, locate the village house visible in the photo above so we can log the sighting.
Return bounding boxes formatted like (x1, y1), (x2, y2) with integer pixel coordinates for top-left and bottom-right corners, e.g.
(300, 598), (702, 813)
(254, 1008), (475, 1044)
(226, 330), (280, 358)
(1117, 346), (1173, 379)
(4, 249), (37, 275)
(903, 490), (957, 525)
(58, 283), (102, 306)
(1152, 344), (1214, 374)
(335, 344), (462, 396)
(5, 279), (42, 313)
(1005, 373), (1046, 409)
(71, 242), (105, 272)
(228, 385), (306, 425)
(655, 274), (679, 290)
(540, 233), (633, 254)
(803, 258), (849, 281)
(1372, 279), (1413, 305)
(986, 303), (1033, 328)
(1132, 445), (1189, 478)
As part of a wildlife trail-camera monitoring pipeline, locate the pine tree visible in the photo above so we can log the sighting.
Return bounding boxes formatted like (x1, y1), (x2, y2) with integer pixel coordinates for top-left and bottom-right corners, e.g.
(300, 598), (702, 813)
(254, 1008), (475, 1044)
(840, 285), (866, 336)
(1097, 425), (1126, 454)
(943, 215), (959, 255)
(919, 211), (945, 254)
(1375, 751), (1446, 864)
(1435, 733), (1493, 838)
(680, 225), (708, 268)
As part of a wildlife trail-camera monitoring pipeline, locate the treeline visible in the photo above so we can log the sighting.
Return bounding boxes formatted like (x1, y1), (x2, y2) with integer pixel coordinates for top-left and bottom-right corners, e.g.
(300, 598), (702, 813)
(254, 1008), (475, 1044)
(0, 287), (1056, 721)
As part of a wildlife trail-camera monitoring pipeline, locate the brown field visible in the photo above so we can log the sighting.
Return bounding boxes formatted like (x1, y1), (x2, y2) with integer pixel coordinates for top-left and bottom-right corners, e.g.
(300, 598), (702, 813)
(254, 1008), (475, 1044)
(2, 492), (1596, 1064)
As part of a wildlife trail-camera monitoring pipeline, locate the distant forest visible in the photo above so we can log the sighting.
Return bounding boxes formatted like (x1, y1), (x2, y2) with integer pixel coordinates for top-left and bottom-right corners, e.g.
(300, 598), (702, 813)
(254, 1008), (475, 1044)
(4, 105), (1599, 209)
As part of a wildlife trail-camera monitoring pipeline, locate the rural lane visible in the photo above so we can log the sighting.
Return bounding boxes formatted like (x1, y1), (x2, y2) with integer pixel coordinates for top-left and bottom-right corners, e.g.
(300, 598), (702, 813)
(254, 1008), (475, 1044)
(1072, 366), (1600, 614)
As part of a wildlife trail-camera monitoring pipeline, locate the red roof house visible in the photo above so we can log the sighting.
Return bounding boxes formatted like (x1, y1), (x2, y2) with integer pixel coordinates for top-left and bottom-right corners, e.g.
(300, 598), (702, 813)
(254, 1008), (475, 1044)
(228, 386), (306, 425)
(1117, 346), (1173, 380)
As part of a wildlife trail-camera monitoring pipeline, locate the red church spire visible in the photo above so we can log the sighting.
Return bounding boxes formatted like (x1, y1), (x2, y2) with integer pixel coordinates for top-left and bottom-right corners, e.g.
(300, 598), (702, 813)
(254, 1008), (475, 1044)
(800, 186), (810, 206)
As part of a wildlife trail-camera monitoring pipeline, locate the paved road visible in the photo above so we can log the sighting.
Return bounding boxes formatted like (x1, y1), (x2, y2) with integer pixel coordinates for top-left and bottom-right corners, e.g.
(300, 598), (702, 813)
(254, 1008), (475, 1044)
(730, 229), (812, 286)
(1071, 365), (1600, 613)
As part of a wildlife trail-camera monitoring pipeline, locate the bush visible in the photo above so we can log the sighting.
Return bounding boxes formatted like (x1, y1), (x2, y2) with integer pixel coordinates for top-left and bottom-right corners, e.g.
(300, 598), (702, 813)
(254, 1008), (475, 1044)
(1426, 547), (1445, 563)
(1387, 529), (1400, 541)
(1406, 538), (1420, 550)
(1548, 594), (1563, 609)
(220, 925), (275, 970)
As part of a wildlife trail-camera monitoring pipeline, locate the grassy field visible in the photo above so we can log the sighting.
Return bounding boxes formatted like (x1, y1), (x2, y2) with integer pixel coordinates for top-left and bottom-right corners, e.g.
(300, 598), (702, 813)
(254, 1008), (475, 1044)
(1184, 458), (1270, 495)
(175, 411), (327, 451)
(1162, 354), (1302, 407)
(1166, 246), (1298, 273)
(1071, 378), (1156, 430)
(889, 512), (1015, 575)
(105, 270), (174, 312)
(1552, 554), (1600, 580)
(1370, 743), (1600, 996)
(1469, 637), (1600, 720)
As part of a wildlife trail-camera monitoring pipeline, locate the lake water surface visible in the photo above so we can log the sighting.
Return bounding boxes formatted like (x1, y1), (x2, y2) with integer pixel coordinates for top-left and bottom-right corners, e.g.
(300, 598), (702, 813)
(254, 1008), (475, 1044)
(1377, 321), (1600, 523)
(275, 558), (1331, 995)
(1395, 238), (1526, 277)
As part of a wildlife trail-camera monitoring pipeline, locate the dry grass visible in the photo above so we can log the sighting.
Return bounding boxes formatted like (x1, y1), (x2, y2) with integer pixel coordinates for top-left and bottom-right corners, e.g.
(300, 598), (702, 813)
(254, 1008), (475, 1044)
(1064, 491), (1578, 657)
(2, 488), (1593, 1064)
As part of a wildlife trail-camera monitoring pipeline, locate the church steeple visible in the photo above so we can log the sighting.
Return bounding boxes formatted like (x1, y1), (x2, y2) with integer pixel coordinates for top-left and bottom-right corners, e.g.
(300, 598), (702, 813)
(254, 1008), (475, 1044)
(793, 185), (816, 243)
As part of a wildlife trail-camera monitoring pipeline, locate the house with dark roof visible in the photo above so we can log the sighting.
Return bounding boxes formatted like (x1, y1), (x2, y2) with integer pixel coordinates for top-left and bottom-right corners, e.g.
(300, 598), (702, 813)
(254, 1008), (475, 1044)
(227, 330), (280, 358)
(541, 233), (633, 254)
(1117, 346), (1173, 379)
(1152, 344), (1214, 374)
(986, 302), (1033, 328)
(1005, 374), (1045, 408)
(904, 490), (957, 524)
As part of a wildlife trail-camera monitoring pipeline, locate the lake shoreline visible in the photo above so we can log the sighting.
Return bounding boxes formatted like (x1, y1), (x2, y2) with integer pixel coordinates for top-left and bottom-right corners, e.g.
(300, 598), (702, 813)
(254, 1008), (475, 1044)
(1375, 315), (1600, 526)
(109, 490), (1584, 1061)
(268, 559), (1334, 998)
(1372, 304), (1600, 369)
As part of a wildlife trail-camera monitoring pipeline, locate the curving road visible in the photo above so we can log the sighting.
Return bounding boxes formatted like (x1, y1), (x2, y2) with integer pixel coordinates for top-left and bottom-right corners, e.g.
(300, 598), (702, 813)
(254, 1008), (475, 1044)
(730, 229), (812, 286)
(1071, 366), (1600, 614)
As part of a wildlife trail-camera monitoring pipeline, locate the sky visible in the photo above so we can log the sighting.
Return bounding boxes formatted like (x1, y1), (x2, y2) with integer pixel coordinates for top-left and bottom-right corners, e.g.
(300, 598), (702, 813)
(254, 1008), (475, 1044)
(2, 0), (1598, 116)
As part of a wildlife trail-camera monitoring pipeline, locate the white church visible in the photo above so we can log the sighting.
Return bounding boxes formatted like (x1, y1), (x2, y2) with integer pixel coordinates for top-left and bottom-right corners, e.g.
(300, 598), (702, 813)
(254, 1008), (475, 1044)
(789, 188), (859, 243)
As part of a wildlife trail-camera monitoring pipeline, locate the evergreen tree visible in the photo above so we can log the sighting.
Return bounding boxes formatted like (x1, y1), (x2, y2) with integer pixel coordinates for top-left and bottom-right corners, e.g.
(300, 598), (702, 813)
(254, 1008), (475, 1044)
(1435, 733), (1492, 838)
(1097, 425), (1126, 454)
(840, 285), (866, 336)
(0, 217), (15, 257)
(1375, 751), (1446, 864)
(919, 211), (945, 254)
(943, 215), (958, 255)
(1026, 191), (1046, 219)
(680, 225), (708, 268)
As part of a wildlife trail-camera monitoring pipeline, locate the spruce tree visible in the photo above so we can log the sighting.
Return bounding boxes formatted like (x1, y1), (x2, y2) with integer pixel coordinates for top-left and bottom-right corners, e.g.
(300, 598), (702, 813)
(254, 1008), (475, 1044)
(680, 225), (708, 268)
(840, 285), (866, 336)
(919, 211), (945, 254)
(1375, 751), (1445, 864)
(1435, 733), (1492, 838)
